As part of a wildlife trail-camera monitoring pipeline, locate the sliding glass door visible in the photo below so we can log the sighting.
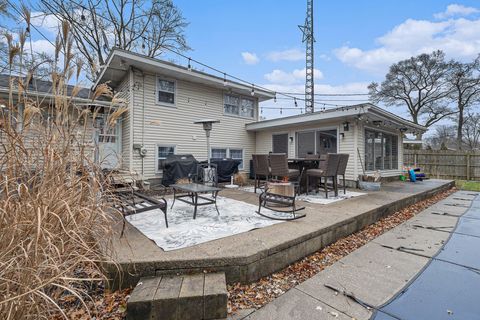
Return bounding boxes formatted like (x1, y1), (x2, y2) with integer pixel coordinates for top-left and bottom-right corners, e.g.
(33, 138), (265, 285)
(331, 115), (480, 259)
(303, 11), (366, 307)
(296, 129), (337, 157)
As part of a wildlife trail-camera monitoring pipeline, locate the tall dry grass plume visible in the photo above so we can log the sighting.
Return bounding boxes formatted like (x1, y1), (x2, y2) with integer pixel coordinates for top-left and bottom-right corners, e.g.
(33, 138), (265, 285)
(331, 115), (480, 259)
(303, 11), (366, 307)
(0, 17), (124, 319)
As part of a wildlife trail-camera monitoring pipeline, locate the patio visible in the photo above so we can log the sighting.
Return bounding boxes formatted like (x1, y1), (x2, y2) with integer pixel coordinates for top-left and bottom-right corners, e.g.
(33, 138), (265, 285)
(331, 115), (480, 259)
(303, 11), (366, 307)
(106, 179), (454, 289)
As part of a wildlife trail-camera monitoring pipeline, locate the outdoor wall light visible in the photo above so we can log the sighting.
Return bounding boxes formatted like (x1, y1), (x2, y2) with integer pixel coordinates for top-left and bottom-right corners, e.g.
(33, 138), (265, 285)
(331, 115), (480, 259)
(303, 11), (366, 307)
(343, 121), (350, 131)
(340, 132), (345, 138)
(289, 136), (294, 142)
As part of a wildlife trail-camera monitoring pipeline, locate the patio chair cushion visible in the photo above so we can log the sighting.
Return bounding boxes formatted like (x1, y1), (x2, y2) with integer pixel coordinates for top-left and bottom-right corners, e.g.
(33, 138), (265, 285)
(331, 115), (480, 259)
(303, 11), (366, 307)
(305, 168), (325, 177)
(287, 168), (300, 177)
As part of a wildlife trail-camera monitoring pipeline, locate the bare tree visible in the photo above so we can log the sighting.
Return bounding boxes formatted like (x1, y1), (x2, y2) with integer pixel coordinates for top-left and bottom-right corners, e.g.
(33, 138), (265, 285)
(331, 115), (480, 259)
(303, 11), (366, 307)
(446, 56), (480, 149)
(462, 112), (480, 150)
(40, 0), (189, 79)
(424, 124), (456, 150)
(369, 51), (455, 138)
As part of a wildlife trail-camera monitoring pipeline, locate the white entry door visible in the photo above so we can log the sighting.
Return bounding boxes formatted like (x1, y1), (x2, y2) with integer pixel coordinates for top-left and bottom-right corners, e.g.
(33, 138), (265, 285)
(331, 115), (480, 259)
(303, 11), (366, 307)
(95, 114), (121, 169)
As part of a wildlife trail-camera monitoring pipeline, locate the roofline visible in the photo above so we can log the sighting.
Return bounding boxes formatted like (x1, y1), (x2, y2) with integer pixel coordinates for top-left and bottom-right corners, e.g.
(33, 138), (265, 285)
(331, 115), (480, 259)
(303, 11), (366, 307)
(246, 103), (427, 132)
(93, 48), (275, 100)
(0, 88), (111, 106)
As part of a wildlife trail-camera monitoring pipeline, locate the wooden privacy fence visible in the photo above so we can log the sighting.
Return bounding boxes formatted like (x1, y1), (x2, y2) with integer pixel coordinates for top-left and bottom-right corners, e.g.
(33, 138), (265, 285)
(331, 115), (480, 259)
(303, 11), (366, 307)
(404, 150), (480, 181)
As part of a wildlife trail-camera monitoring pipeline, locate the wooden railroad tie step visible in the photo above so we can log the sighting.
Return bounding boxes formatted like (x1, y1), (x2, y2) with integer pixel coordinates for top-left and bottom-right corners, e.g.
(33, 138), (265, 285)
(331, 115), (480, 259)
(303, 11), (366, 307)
(127, 272), (227, 320)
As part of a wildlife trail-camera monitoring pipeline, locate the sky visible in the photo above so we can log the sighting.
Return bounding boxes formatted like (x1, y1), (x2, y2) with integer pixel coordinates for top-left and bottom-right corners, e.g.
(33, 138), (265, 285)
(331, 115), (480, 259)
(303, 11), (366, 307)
(4, 0), (480, 126)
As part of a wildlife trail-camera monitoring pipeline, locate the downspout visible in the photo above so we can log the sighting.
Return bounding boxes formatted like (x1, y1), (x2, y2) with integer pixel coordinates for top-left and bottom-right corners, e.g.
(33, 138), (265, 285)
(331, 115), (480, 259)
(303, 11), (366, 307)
(142, 72), (145, 176)
(129, 67), (134, 172)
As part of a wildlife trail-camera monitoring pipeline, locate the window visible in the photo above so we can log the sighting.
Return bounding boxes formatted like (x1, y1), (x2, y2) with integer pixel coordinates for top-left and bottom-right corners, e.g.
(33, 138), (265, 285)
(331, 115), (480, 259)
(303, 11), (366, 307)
(230, 149), (244, 170)
(272, 133), (289, 154)
(94, 114), (117, 143)
(210, 147), (244, 170)
(296, 131), (315, 157)
(224, 94), (255, 118)
(211, 148), (227, 159)
(365, 129), (398, 171)
(156, 145), (175, 171)
(157, 77), (175, 105)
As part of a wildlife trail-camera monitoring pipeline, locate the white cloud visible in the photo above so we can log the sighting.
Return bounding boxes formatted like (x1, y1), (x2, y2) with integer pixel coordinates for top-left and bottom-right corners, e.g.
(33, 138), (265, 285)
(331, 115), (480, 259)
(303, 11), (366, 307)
(334, 16), (480, 74)
(264, 68), (323, 85)
(266, 48), (304, 62)
(241, 52), (260, 65)
(434, 4), (479, 19)
(31, 12), (60, 34)
(31, 39), (56, 56)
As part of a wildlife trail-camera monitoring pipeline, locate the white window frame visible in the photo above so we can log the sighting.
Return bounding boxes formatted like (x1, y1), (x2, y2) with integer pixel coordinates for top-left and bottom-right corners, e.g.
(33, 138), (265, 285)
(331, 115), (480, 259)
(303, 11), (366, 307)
(156, 76), (177, 107)
(223, 93), (256, 119)
(210, 147), (245, 170)
(155, 144), (176, 173)
(364, 128), (399, 171)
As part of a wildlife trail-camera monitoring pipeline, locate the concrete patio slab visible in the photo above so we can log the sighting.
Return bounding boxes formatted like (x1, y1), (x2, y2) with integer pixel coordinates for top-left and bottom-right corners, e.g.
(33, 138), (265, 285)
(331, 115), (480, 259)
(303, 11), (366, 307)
(296, 242), (428, 307)
(106, 179), (454, 288)
(243, 190), (473, 320)
(243, 287), (352, 320)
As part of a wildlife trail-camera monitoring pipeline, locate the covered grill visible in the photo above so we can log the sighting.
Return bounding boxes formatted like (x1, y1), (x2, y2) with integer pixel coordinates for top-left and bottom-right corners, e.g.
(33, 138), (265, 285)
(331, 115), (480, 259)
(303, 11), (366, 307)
(161, 154), (198, 186)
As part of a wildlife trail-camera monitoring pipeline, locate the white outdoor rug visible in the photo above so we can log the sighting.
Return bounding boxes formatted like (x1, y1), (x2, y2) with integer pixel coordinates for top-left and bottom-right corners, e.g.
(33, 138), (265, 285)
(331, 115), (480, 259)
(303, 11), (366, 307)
(240, 186), (366, 204)
(125, 196), (290, 251)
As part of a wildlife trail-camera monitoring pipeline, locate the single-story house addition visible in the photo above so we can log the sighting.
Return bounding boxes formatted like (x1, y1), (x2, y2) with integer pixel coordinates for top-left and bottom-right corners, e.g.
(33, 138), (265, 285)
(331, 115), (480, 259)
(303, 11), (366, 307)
(93, 48), (426, 184)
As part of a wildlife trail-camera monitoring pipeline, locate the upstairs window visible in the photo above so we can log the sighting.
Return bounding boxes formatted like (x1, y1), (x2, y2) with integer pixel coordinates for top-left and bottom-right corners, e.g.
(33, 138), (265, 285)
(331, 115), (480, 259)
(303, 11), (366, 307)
(224, 94), (255, 118)
(157, 77), (175, 105)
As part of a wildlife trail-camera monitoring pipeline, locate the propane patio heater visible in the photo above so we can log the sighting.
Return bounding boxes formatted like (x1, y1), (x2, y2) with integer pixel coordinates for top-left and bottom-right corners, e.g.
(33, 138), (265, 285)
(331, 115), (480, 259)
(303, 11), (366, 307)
(194, 119), (220, 185)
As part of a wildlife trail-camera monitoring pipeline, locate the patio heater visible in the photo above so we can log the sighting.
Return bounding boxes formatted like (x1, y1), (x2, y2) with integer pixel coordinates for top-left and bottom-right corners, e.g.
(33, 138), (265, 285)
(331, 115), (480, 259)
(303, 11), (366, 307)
(194, 119), (220, 185)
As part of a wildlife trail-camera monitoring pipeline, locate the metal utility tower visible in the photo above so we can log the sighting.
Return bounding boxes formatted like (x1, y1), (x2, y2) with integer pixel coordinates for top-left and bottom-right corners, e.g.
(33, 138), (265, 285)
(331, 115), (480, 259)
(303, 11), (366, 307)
(298, 0), (315, 113)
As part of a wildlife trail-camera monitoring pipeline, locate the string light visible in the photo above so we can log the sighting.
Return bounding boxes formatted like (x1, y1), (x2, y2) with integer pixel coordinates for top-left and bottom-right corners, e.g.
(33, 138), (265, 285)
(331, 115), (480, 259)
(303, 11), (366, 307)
(187, 58), (192, 71)
(251, 84), (255, 96)
(274, 93), (277, 103)
(223, 73), (227, 86)
(294, 97), (298, 107)
(280, 107), (283, 115)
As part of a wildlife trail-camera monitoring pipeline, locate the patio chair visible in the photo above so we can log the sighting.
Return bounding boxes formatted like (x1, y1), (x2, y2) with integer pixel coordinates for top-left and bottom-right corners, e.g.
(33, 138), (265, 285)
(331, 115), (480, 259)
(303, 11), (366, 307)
(256, 185), (306, 221)
(190, 162), (218, 187)
(252, 154), (271, 193)
(336, 154), (350, 194)
(306, 153), (341, 198)
(269, 153), (301, 194)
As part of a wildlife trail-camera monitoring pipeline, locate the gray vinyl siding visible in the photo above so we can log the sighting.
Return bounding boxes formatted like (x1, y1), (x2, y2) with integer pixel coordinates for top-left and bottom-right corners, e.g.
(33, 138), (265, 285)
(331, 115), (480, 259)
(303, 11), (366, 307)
(117, 74), (131, 170)
(129, 72), (257, 180)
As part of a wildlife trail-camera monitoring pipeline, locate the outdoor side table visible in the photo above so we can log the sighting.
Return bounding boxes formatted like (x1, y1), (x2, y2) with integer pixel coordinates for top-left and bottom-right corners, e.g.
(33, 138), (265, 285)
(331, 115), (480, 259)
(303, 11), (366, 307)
(170, 183), (222, 219)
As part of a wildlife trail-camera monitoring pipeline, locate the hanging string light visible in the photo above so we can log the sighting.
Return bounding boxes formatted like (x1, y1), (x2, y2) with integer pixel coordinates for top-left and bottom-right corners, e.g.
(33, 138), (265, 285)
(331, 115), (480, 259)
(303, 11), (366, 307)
(223, 73), (227, 86)
(187, 58), (192, 71)
(251, 84), (255, 96)
(274, 93), (277, 103)
(294, 97), (298, 107)
(280, 107), (283, 115)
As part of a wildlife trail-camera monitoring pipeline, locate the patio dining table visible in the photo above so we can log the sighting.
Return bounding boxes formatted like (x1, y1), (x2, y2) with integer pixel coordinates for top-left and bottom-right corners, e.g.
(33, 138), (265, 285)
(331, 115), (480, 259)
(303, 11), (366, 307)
(288, 158), (325, 194)
(170, 183), (222, 219)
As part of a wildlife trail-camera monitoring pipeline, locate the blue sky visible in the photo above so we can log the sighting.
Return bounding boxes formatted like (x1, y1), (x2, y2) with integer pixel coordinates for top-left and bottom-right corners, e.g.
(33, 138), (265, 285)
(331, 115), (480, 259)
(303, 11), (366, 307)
(5, 0), (480, 123)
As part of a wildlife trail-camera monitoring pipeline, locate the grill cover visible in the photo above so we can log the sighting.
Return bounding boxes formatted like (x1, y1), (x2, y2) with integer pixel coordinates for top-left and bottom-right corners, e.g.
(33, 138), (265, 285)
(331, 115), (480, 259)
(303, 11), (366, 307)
(208, 159), (241, 182)
(162, 154), (198, 186)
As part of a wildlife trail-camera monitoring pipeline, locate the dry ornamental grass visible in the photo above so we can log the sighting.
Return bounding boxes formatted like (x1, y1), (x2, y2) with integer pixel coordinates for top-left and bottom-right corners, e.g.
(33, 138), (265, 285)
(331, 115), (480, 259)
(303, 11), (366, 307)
(0, 15), (125, 319)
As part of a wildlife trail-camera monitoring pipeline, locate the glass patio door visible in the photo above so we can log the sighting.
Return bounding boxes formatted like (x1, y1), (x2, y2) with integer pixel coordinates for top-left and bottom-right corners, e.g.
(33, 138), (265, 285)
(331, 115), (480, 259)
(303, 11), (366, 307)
(296, 129), (337, 157)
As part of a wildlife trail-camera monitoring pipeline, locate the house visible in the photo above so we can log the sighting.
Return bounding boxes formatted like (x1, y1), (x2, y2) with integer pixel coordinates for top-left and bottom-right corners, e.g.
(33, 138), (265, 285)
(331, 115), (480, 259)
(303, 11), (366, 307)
(2, 49), (427, 186)
(94, 49), (426, 185)
(94, 48), (274, 179)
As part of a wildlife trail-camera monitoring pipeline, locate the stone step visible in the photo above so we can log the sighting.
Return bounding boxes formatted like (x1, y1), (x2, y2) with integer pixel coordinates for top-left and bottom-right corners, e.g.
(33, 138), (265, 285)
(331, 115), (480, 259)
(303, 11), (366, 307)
(127, 272), (227, 320)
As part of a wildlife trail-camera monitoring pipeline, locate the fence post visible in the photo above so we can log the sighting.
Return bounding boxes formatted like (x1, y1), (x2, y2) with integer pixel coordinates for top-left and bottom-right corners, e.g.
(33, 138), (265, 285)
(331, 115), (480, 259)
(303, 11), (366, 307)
(414, 153), (418, 167)
(467, 153), (471, 181)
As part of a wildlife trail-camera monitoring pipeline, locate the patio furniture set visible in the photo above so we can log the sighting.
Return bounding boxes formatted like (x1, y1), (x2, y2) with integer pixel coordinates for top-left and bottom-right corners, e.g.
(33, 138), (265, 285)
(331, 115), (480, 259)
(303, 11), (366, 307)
(113, 152), (350, 231)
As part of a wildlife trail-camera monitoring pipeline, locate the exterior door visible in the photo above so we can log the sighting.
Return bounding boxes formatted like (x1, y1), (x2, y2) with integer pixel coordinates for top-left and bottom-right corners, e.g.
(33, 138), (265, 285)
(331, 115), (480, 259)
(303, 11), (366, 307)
(94, 113), (121, 169)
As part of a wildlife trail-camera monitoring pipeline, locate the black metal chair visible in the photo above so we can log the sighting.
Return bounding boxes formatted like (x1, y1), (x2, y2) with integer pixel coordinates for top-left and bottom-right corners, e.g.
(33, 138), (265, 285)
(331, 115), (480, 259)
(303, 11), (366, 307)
(252, 154), (271, 193)
(306, 153), (341, 198)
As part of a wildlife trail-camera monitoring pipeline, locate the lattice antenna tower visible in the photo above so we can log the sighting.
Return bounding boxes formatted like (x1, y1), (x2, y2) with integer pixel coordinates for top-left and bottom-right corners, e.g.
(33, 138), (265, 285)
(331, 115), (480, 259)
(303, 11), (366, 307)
(298, 0), (315, 113)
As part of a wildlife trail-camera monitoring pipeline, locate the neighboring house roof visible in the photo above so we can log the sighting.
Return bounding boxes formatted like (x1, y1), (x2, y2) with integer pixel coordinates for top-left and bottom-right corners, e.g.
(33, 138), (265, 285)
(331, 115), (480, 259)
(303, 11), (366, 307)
(0, 74), (110, 105)
(403, 139), (423, 144)
(94, 48), (275, 102)
(245, 103), (427, 134)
